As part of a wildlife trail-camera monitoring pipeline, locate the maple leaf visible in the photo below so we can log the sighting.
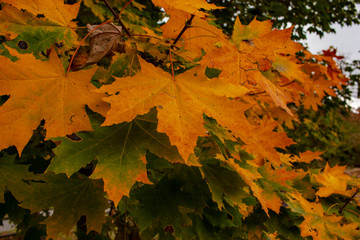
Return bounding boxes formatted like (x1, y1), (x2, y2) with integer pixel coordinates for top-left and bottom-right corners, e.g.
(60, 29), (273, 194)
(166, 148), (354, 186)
(125, 164), (210, 239)
(200, 159), (254, 216)
(83, 0), (108, 22)
(201, 17), (299, 116)
(315, 163), (356, 197)
(161, 9), (226, 58)
(0, 153), (34, 203)
(227, 158), (283, 216)
(240, 121), (295, 166)
(261, 163), (306, 188)
(0, 1), (79, 54)
(20, 172), (109, 239)
(151, 0), (220, 17)
(232, 17), (272, 45)
(48, 109), (182, 204)
(0, 47), (109, 153)
(73, 23), (125, 70)
(287, 193), (359, 240)
(1, 0), (80, 28)
(97, 57), (249, 160)
(271, 55), (309, 84)
(0, 153), (108, 238)
(291, 150), (324, 164)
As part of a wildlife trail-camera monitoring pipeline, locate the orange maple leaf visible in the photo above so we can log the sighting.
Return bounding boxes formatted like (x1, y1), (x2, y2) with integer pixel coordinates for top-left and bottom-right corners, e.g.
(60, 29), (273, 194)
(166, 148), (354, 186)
(202, 17), (300, 116)
(291, 150), (324, 164)
(98, 57), (249, 161)
(0, 48), (109, 153)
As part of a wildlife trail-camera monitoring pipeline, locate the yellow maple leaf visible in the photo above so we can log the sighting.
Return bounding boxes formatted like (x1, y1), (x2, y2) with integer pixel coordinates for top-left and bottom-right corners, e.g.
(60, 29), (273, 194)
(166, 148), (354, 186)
(315, 163), (356, 197)
(0, 48), (109, 153)
(152, 0), (220, 17)
(162, 9), (227, 58)
(2, 0), (80, 28)
(288, 193), (359, 240)
(232, 17), (272, 46)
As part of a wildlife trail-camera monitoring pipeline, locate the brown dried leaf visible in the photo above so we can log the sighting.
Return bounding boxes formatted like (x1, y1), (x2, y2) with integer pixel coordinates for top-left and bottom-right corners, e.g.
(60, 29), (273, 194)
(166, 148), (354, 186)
(74, 23), (125, 70)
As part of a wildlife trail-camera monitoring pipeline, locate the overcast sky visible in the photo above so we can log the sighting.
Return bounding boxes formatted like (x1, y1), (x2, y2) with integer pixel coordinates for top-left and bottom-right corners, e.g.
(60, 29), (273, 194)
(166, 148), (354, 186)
(302, 23), (360, 110)
(303, 24), (360, 61)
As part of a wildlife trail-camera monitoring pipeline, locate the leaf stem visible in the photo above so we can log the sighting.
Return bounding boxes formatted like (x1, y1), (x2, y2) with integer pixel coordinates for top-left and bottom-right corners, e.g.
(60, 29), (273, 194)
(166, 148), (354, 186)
(339, 187), (359, 214)
(171, 14), (195, 48)
(102, 0), (131, 36)
(169, 49), (175, 80)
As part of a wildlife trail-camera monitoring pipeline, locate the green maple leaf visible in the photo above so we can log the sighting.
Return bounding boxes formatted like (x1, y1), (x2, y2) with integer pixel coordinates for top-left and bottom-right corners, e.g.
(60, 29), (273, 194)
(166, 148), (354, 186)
(20, 172), (109, 239)
(124, 164), (210, 239)
(48, 109), (182, 204)
(200, 159), (253, 213)
(0, 153), (33, 203)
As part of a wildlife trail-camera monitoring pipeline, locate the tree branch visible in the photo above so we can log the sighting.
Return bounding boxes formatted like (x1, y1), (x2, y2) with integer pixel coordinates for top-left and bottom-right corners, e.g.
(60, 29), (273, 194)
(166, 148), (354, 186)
(171, 14), (195, 48)
(339, 187), (359, 214)
(102, 0), (131, 36)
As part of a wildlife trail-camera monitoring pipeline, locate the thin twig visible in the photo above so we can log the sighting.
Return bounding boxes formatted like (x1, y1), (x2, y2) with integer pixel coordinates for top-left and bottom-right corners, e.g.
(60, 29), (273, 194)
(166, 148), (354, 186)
(339, 187), (359, 214)
(102, 0), (131, 36)
(67, 20), (113, 73)
(120, 0), (135, 15)
(171, 14), (195, 48)
(279, 80), (296, 87)
(246, 91), (266, 96)
(132, 34), (162, 41)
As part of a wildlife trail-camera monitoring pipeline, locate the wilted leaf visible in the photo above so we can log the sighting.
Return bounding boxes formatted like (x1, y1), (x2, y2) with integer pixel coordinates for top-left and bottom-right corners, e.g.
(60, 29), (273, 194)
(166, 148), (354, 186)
(72, 23), (125, 71)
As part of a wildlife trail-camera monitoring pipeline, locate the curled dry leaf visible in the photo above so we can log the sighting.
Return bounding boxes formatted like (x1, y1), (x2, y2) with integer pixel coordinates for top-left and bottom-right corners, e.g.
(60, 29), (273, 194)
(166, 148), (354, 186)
(72, 23), (125, 71)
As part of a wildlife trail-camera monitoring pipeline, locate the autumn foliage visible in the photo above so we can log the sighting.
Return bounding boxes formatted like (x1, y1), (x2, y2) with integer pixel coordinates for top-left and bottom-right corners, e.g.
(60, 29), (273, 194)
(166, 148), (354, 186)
(0, 0), (359, 239)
